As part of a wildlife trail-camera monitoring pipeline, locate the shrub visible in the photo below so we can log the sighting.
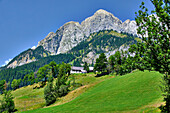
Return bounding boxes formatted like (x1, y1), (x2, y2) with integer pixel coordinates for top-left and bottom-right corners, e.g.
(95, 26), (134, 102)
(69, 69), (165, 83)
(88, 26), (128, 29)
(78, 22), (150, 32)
(0, 90), (15, 113)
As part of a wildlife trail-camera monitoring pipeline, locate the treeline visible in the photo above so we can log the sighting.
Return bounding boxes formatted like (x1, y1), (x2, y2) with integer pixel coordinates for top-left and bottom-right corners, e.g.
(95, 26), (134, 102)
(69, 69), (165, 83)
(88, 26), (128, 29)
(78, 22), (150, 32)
(94, 46), (160, 77)
(0, 53), (75, 89)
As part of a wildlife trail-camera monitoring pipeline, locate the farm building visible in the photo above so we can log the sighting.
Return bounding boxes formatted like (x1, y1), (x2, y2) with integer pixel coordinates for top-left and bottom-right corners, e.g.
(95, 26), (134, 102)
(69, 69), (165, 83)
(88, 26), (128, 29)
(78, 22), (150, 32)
(71, 66), (94, 73)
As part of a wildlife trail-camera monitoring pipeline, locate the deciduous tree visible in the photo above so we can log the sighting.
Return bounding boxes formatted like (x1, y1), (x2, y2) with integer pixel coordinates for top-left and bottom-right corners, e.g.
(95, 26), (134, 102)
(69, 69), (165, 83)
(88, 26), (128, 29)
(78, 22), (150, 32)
(135, 0), (169, 112)
(0, 90), (15, 112)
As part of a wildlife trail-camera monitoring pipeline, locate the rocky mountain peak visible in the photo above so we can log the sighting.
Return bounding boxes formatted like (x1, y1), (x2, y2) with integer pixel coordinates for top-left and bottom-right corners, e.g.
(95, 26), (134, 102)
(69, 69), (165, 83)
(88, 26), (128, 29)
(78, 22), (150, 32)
(124, 19), (131, 23)
(56, 21), (84, 54)
(64, 21), (80, 26)
(94, 9), (119, 20)
(6, 9), (138, 68)
(38, 9), (137, 55)
(94, 9), (112, 15)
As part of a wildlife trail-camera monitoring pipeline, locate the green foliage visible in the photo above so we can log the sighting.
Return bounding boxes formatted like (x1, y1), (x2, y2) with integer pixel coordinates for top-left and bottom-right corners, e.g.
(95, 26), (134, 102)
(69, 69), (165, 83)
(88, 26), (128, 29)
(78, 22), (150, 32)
(49, 61), (58, 78)
(37, 64), (51, 84)
(55, 62), (70, 97)
(83, 62), (89, 73)
(43, 62), (71, 106)
(108, 49), (141, 75)
(135, 0), (169, 74)
(135, 0), (170, 112)
(23, 72), (36, 86)
(0, 90), (15, 113)
(94, 53), (107, 73)
(0, 54), (75, 89)
(44, 81), (56, 106)
(11, 79), (21, 90)
(73, 59), (81, 66)
(0, 80), (5, 94)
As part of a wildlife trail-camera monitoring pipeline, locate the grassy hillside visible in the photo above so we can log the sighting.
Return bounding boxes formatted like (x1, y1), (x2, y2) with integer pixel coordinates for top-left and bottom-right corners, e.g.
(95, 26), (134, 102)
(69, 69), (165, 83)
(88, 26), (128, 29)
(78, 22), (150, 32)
(0, 73), (111, 112)
(23, 71), (163, 113)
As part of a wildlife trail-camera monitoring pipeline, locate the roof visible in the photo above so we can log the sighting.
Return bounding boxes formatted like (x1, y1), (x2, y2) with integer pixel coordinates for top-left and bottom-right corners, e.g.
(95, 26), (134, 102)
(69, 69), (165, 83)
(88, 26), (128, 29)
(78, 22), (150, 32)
(71, 66), (84, 70)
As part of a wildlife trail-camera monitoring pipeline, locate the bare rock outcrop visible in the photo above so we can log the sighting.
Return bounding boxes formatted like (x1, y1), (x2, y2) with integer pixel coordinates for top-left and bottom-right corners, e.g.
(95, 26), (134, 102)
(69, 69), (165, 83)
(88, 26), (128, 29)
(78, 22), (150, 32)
(38, 9), (137, 54)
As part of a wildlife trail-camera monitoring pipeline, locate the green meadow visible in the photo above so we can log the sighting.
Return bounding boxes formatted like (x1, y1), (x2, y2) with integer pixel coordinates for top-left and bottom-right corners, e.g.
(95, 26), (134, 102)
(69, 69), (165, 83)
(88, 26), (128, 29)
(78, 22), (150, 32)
(22, 70), (163, 113)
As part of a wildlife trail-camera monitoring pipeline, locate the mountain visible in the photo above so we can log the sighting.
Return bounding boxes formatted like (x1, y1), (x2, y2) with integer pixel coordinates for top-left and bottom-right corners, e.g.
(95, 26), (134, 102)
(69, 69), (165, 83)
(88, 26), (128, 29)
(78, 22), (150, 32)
(7, 46), (51, 68)
(6, 9), (138, 68)
(68, 30), (137, 65)
(38, 22), (85, 54)
(0, 29), (137, 85)
(38, 9), (137, 55)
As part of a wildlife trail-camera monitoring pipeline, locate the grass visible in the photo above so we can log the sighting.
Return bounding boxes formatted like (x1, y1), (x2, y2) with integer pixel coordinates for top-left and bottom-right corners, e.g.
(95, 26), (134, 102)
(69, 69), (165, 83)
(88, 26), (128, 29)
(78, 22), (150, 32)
(22, 71), (163, 113)
(12, 85), (45, 111)
(0, 72), (112, 112)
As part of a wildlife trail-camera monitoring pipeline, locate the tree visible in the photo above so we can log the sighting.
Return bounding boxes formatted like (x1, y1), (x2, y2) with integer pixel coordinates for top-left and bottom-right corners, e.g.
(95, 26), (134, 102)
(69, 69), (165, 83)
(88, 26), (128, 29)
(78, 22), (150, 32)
(0, 80), (5, 94)
(11, 79), (21, 90)
(57, 62), (69, 87)
(83, 62), (89, 73)
(37, 64), (51, 86)
(28, 72), (35, 85)
(0, 90), (15, 113)
(44, 78), (56, 106)
(113, 51), (122, 74)
(108, 55), (115, 71)
(94, 53), (107, 73)
(65, 63), (71, 76)
(49, 61), (58, 78)
(108, 51), (124, 75)
(135, 0), (169, 112)
(44, 62), (70, 106)
(55, 63), (69, 97)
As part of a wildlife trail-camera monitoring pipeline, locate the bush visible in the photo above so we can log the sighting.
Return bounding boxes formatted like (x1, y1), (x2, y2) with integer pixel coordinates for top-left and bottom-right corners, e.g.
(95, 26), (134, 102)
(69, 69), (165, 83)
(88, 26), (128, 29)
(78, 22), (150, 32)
(0, 90), (15, 113)
(58, 85), (69, 97)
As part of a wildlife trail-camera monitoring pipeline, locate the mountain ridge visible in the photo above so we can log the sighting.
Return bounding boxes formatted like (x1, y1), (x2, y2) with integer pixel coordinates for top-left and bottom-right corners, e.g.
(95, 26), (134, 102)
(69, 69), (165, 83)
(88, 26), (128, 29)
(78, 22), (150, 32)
(38, 9), (137, 54)
(5, 9), (138, 68)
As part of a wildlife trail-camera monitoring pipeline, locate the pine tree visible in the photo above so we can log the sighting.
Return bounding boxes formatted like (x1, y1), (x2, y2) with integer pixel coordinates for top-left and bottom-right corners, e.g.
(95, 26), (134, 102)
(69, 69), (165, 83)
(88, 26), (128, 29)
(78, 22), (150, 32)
(83, 62), (89, 73)
(94, 53), (107, 73)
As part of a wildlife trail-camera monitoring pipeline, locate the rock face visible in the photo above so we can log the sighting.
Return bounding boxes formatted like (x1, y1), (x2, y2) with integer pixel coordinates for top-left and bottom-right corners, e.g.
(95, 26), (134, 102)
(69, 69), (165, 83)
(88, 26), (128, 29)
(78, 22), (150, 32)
(38, 32), (57, 54)
(6, 9), (138, 68)
(7, 46), (51, 68)
(121, 19), (137, 35)
(38, 9), (137, 54)
(81, 9), (122, 37)
(56, 22), (84, 54)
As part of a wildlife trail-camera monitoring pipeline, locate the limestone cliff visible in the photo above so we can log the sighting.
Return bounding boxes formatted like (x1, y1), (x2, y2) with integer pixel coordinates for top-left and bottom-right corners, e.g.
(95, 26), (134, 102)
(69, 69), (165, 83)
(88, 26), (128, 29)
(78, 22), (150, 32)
(38, 9), (137, 54)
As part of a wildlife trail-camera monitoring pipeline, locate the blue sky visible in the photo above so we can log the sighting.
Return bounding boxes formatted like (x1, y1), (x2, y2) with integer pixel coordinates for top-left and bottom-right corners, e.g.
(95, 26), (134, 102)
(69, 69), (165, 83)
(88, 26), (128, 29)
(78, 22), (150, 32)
(0, 0), (154, 67)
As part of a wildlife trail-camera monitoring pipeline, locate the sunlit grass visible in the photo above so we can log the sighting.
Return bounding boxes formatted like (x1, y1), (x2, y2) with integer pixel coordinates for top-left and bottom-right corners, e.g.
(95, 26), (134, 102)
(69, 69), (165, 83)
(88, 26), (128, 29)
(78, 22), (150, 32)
(23, 71), (163, 113)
